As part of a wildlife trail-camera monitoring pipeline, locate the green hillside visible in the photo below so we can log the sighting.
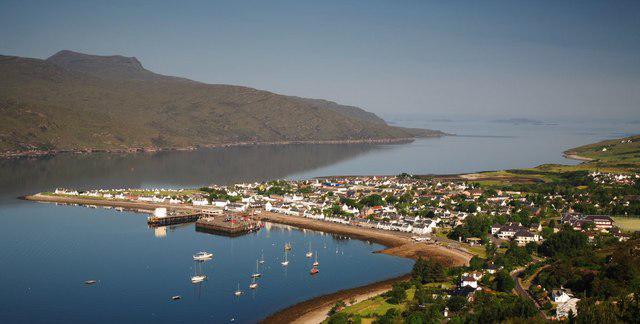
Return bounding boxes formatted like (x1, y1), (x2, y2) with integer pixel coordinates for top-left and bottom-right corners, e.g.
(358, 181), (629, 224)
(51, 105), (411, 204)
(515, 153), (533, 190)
(0, 51), (444, 155)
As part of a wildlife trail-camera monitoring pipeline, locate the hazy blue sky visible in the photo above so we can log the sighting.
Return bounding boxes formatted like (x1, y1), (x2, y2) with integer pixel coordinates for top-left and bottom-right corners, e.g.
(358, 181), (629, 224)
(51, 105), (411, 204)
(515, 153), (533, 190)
(1, 0), (639, 120)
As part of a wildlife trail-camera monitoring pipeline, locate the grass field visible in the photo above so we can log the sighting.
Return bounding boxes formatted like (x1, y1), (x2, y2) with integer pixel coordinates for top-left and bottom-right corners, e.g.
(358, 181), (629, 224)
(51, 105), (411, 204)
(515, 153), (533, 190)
(612, 217), (640, 232)
(339, 287), (415, 319)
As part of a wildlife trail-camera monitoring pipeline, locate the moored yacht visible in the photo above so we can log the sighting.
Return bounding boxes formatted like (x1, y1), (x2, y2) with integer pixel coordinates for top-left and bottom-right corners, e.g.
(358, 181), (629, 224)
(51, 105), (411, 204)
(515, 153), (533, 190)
(193, 251), (213, 261)
(191, 275), (207, 283)
(251, 259), (262, 278)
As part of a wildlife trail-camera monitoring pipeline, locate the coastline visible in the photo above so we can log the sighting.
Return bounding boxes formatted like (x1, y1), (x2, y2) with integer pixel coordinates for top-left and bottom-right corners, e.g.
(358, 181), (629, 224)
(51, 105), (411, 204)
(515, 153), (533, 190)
(562, 150), (594, 162)
(261, 274), (411, 324)
(0, 136), (439, 159)
(23, 194), (472, 324)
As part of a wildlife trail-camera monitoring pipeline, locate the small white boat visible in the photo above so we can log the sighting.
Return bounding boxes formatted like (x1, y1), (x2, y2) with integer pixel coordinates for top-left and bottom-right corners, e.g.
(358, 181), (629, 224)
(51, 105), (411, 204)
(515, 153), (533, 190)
(171, 295), (181, 300)
(191, 275), (207, 283)
(305, 242), (313, 258)
(313, 252), (319, 267)
(251, 259), (262, 278)
(281, 251), (289, 266)
(249, 277), (258, 289)
(234, 283), (243, 296)
(193, 251), (213, 261)
(259, 252), (265, 264)
(84, 280), (97, 285)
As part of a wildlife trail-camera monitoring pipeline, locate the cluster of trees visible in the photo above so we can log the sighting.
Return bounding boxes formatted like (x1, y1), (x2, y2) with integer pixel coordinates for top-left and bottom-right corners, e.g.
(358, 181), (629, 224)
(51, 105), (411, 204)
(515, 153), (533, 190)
(199, 187), (241, 202)
(533, 235), (640, 319)
(412, 258), (446, 284)
(448, 292), (537, 323)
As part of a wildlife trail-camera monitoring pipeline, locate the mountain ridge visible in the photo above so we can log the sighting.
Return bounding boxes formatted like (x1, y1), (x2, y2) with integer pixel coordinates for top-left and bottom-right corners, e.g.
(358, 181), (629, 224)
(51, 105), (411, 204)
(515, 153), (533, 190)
(0, 51), (444, 157)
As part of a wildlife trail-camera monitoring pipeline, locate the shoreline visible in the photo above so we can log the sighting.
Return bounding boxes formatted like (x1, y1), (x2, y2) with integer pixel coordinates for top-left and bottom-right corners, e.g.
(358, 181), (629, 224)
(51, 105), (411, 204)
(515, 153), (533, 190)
(0, 136), (442, 159)
(562, 150), (594, 162)
(261, 274), (411, 324)
(23, 194), (472, 324)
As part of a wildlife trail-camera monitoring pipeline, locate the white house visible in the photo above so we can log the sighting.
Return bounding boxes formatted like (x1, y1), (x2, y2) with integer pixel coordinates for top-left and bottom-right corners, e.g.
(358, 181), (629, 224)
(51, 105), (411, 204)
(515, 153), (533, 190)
(192, 198), (209, 206)
(552, 288), (572, 303)
(460, 276), (478, 289)
(212, 199), (229, 208)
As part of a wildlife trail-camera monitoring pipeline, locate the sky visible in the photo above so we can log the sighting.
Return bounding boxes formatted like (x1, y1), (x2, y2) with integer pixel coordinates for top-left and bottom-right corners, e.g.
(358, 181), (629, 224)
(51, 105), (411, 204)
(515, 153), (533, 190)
(1, 0), (639, 120)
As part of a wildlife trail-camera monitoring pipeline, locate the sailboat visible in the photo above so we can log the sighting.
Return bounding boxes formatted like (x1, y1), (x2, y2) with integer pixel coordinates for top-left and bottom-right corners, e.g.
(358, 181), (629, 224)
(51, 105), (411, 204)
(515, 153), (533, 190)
(234, 283), (243, 296)
(281, 250), (289, 266)
(251, 259), (262, 278)
(259, 251), (265, 264)
(313, 251), (319, 267)
(191, 261), (207, 283)
(305, 242), (313, 258)
(310, 265), (319, 275)
(249, 277), (258, 289)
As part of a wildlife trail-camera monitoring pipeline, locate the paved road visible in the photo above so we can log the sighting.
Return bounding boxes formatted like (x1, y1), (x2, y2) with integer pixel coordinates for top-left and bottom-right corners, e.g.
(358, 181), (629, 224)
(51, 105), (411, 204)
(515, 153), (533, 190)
(511, 267), (548, 319)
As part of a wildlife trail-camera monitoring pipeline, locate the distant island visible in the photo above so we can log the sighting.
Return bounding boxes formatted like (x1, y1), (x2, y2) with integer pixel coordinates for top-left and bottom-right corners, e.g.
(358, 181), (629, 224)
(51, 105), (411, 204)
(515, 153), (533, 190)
(0, 50), (444, 158)
(491, 118), (557, 126)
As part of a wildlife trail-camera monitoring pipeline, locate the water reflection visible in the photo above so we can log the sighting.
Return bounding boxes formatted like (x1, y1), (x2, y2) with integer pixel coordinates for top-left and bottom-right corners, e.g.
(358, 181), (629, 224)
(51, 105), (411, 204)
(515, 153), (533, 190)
(0, 143), (381, 199)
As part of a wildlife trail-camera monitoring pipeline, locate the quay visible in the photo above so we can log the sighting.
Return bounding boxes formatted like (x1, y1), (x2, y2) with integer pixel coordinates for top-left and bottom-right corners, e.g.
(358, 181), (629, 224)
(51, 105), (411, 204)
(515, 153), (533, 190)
(195, 214), (261, 237)
(147, 212), (201, 226)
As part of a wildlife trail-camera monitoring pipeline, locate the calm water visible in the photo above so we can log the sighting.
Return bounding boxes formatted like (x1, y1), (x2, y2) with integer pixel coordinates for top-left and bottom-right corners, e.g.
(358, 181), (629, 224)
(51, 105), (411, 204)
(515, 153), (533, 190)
(0, 119), (638, 323)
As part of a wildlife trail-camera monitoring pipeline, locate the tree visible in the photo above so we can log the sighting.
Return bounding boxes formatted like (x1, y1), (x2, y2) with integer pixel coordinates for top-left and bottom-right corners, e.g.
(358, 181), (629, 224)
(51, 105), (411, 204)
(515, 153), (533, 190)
(359, 194), (384, 207)
(412, 258), (446, 284)
(384, 282), (407, 304)
(446, 295), (468, 312)
(494, 270), (515, 292)
(539, 229), (589, 258)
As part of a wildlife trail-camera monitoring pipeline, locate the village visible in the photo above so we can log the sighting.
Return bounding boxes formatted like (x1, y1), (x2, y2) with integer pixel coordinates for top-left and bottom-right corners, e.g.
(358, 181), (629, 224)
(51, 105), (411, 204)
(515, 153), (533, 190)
(43, 170), (640, 321)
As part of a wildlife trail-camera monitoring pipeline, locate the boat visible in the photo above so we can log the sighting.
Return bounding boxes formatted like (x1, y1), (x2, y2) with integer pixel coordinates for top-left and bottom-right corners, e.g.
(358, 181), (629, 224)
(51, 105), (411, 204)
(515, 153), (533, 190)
(249, 277), (258, 289)
(191, 261), (207, 283)
(310, 265), (319, 275)
(171, 295), (181, 300)
(191, 275), (207, 283)
(259, 251), (265, 264)
(281, 251), (289, 266)
(234, 283), (243, 296)
(193, 251), (213, 261)
(313, 252), (319, 267)
(84, 280), (97, 285)
(251, 259), (262, 278)
(305, 242), (313, 258)
(284, 242), (292, 251)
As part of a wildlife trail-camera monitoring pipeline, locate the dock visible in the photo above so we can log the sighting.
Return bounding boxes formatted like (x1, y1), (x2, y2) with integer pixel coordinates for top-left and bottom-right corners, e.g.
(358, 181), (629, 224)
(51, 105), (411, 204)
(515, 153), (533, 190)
(195, 214), (261, 237)
(147, 213), (201, 226)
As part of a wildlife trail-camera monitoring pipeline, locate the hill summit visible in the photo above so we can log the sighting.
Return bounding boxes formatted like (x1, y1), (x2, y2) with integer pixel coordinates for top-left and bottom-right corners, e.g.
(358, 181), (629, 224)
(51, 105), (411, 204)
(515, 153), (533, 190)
(0, 51), (443, 156)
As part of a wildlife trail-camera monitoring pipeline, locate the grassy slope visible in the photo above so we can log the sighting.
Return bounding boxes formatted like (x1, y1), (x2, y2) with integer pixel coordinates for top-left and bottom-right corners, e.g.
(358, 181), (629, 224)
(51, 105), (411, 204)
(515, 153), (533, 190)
(0, 53), (443, 153)
(462, 135), (640, 186)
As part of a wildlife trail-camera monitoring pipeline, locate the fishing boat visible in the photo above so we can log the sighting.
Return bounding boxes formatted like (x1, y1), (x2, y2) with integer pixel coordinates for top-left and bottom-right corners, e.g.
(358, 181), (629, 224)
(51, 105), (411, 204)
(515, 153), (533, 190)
(281, 251), (289, 266)
(249, 277), (258, 289)
(193, 251), (213, 261)
(251, 259), (262, 278)
(310, 265), (319, 275)
(305, 242), (313, 258)
(313, 252), (319, 267)
(234, 283), (243, 296)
